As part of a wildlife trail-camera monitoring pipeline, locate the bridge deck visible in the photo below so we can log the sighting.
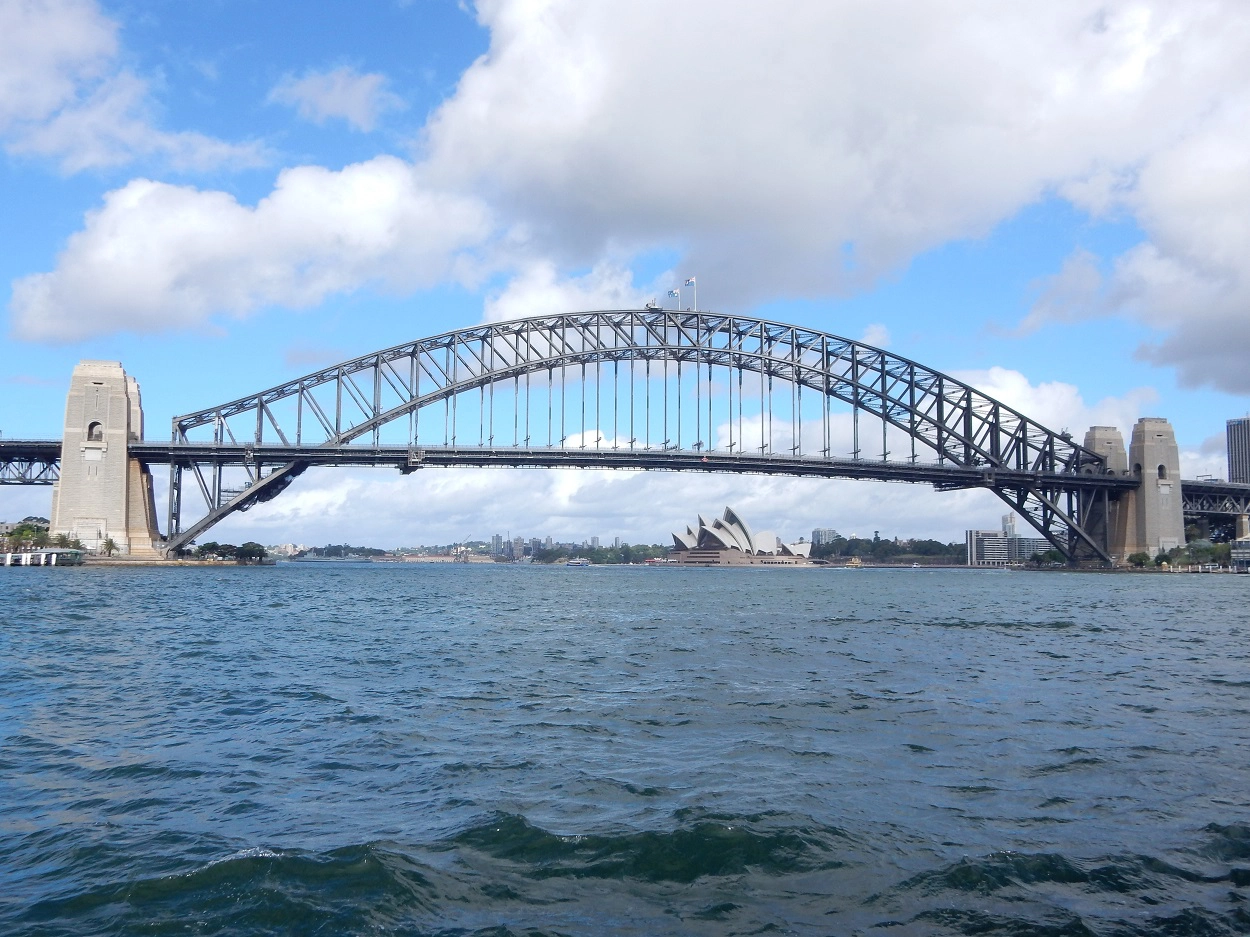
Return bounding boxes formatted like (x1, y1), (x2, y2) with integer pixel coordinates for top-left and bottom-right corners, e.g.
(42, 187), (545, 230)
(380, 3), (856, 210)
(6, 440), (1247, 507)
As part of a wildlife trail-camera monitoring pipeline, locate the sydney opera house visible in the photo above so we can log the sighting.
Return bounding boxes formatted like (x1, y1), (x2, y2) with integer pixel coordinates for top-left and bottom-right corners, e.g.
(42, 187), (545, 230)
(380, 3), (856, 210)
(671, 507), (815, 566)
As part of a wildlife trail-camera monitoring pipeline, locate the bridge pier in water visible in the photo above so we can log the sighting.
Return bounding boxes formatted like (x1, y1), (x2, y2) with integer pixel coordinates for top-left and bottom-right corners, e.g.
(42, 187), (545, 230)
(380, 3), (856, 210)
(50, 361), (163, 556)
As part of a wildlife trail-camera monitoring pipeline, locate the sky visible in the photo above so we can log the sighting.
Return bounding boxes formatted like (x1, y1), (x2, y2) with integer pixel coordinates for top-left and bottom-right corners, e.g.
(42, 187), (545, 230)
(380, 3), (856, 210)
(2, 0), (1248, 548)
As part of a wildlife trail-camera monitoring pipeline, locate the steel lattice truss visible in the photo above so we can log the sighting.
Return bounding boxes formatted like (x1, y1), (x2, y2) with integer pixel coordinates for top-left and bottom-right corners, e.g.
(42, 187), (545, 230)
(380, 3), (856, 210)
(0, 441), (61, 485)
(0, 455), (59, 484)
(1181, 481), (1250, 517)
(164, 310), (1125, 558)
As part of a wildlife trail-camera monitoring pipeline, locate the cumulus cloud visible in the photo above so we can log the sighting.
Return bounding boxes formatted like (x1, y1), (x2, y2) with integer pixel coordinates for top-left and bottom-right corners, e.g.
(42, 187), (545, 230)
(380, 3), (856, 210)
(420, 3), (1241, 302)
(951, 365), (1158, 441)
(10, 156), (492, 340)
(483, 260), (650, 322)
(269, 66), (406, 132)
(0, 0), (261, 171)
(860, 324), (891, 348)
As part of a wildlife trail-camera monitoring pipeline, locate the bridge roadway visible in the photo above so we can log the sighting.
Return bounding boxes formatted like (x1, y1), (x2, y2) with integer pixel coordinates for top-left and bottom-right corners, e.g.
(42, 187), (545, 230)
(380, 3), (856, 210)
(8, 437), (1250, 512)
(0, 437), (1145, 490)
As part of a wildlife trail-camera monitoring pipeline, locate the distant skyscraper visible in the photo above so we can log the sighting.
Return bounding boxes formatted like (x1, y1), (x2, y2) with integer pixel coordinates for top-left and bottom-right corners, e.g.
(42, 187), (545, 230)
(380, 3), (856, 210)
(1228, 418), (1250, 483)
(545, 536), (553, 550)
(811, 527), (839, 546)
(613, 536), (620, 548)
(491, 533), (503, 556)
(591, 536), (600, 549)
(512, 536), (525, 559)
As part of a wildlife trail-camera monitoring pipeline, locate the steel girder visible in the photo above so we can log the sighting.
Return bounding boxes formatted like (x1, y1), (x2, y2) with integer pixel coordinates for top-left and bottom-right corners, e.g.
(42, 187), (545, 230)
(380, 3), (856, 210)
(1180, 480), (1250, 517)
(164, 310), (1120, 558)
(0, 440), (61, 484)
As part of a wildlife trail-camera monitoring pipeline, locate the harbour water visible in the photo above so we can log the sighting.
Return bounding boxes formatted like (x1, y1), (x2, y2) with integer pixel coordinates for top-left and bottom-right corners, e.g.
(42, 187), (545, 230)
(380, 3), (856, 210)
(2, 564), (1248, 935)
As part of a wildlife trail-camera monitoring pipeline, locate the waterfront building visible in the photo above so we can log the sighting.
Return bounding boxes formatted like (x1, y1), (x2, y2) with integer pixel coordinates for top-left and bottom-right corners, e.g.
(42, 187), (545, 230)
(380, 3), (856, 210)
(491, 534), (503, 556)
(591, 536), (600, 549)
(966, 515), (1051, 566)
(671, 507), (814, 566)
(1228, 418), (1250, 483)
(811, 527), (839, 546)
(1232, 538), (1250, 572)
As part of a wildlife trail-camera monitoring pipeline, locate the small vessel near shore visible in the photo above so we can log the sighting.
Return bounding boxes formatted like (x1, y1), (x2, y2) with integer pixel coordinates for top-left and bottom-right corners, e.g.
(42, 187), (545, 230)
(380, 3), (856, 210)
(3, 548), (84, 567)
(565, 557), (591, 567)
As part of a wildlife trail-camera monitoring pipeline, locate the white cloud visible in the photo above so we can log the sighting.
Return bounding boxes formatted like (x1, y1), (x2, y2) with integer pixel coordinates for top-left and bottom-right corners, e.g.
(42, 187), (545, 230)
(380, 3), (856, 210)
(0, 0), (260, 172)
(0, 0), (114, 129)
(419, 2), (1248, 308)
(860, 324), (890, 348)
(269, 66), (405, 132)
(483, 260), (650, 322)
(10, 156), (492, 340)
(950, 366), (1158, 442)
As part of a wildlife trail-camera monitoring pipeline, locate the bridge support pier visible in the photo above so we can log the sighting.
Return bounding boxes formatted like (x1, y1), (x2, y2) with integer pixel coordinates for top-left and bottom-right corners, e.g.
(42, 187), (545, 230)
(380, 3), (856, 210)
(50, 361), (163, 556)
(1090, 418), (1185, 563)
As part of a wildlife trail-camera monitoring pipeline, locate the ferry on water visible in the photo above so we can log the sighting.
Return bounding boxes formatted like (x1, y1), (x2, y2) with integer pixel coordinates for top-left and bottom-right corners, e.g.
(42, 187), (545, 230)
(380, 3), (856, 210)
(565, 557), (591, 567)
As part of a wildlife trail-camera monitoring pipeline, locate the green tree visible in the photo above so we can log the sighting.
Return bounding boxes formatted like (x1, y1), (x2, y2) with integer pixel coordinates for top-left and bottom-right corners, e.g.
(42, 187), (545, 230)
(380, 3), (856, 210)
(235, 542), (267, 563)
(101, 537), (117, 556)
(1154, 551), (1170, 566)
(1127, 552), (1150, 568)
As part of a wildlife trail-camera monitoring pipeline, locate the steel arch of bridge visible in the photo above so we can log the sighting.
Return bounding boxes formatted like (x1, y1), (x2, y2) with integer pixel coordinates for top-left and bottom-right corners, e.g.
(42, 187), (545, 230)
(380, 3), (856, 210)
(164, 310), (1121, 559)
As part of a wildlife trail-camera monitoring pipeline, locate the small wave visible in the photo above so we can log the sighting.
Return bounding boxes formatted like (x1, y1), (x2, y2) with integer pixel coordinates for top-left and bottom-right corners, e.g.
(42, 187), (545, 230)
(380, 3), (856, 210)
(444, 812), (841, 882)
(18, 842), (440, 935)
(890, 850), (1217, 898)
(1198, 823), (1250, 861)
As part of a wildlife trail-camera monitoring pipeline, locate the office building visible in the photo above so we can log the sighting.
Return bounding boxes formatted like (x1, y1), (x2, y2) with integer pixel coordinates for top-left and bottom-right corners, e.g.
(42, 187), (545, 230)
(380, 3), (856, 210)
(811, 527), (839, 546)
(1228, 418), (1250, 483)
(966, 515), (1051, 567)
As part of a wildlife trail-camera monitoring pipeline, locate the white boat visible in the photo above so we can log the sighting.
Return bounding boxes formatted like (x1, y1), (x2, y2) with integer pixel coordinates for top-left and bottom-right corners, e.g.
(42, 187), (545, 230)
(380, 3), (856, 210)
(565, 557), (591, 567)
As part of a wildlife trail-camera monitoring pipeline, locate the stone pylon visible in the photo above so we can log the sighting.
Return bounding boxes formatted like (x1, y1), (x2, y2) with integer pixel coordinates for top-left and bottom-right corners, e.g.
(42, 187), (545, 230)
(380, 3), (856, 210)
(1124, 418), (1185, 558)
(50, 361), (162, 556)
(1085, 420), (1186, 563)
(1082, 425), (1130, 563)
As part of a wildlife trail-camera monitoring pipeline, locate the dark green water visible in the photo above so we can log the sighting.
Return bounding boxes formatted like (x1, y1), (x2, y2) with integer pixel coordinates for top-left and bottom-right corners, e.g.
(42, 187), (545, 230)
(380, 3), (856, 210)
(2, 564), (1248, 935)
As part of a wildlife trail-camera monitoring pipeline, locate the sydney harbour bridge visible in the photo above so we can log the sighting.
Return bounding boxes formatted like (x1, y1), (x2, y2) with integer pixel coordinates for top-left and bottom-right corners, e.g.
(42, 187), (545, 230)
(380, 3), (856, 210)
(2, 310), (1247, 563)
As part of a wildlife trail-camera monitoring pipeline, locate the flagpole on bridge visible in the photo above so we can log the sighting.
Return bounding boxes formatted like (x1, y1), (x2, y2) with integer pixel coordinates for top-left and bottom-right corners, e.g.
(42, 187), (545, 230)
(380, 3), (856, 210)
(684, 276), (696, 311)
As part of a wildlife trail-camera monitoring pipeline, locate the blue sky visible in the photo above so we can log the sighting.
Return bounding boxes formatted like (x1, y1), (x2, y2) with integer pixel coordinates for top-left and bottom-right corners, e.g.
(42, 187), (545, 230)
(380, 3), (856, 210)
(2, 1), (1247, 545)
